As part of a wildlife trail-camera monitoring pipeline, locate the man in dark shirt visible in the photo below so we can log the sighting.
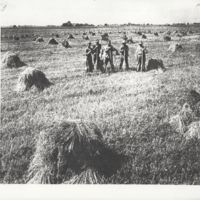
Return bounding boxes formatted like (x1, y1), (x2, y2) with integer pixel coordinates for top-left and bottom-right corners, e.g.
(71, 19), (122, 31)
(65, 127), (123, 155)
(119, 40), (129, 70)
(93, 39), (102, 71)
(86, 42), (94, 72)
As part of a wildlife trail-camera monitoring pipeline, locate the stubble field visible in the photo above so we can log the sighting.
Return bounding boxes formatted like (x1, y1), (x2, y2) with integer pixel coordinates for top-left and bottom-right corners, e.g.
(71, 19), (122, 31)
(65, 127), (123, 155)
(1, 25), (200, 184)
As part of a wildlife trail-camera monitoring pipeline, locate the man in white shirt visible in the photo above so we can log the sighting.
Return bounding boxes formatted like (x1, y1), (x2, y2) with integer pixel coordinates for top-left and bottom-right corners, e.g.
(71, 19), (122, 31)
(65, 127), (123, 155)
(135, 41), (147, 72)
(101, 40), (119, 72)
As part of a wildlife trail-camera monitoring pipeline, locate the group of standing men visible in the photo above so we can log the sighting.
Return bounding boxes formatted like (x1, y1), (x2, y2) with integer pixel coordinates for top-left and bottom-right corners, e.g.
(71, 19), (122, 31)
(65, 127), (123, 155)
(85, 39), (147, 73)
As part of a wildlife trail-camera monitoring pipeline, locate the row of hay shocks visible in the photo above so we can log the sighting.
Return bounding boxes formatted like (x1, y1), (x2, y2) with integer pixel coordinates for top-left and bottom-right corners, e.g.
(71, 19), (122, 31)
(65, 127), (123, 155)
(2, 27), (192, 41)
(1, 32), (70, 41)
(2, 30), (86, 41)
(33, 36), (71, 48)
(27, 120), (125, 184)
(34, 32), (94, 42)
(1, 52), (52, 92)
(169, 90), (200, 139)
(2, 39), (199, 92)
(34, 32), (94, 46)
(134, 28), (192, 35)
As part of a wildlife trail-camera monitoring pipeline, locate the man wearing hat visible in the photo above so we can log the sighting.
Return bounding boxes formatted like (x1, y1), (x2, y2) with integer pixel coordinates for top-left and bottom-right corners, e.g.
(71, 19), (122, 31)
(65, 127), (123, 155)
(102, 40), (119, 72)
(135, 41), (147, 72)
(93, 39), (102, 71)
(85, 42), (94, 72)
(119, 40), (129, 70)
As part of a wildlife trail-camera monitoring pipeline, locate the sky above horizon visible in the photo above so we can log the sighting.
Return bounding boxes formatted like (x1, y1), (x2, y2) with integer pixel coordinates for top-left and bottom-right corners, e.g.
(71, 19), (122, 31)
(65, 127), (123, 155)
(0, 0), (200, 26)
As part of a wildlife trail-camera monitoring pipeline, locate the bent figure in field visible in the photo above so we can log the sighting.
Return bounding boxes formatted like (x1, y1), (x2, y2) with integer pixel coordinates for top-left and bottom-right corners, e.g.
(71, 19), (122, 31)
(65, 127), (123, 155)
(135, 41), (147, 72)
(101, 40), (119, 73)
(93, 39), (103, 71)
(86, 42), (94, 72)
(119, 40), (129, 71)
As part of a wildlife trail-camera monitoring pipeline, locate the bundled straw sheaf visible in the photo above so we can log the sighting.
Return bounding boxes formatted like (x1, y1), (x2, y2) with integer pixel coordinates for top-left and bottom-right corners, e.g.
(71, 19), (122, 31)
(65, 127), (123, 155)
(2, 52), (26, 68)
(185, 121), (200, 139)
(163, 35), (171, 41)
(169, 90), (200, 138)
(68, 34), (74, 39)
(27, 120), (123, 184)
(64, 168), (106, 184)
(146, 58), (165, 72)
(168, 43), (183, 53)
(16, 67), (52, 92)
(62, 40), (71, 48)
(27, 130), (58, 184)
(35, 37), (44, 42)
(169, 103), (195, 134)
(48, 38), (58, 45)
(82, 35), (89, 40)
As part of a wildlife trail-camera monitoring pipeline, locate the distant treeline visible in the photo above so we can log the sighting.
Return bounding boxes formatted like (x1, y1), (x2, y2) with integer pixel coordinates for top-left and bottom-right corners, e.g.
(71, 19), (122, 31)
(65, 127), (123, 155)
(4, 22), (200, 29)
(61, 21), (95, 28)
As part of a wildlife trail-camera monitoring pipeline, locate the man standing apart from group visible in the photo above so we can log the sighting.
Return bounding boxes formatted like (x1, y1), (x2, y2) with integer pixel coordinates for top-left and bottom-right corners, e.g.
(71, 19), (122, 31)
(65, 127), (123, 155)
(135, 41), (147, 72)
(119, 40), (129, 71)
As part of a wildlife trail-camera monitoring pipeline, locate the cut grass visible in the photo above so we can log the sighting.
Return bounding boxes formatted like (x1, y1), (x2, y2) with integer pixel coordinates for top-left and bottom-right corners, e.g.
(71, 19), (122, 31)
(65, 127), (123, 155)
(1, 26), (200, 184)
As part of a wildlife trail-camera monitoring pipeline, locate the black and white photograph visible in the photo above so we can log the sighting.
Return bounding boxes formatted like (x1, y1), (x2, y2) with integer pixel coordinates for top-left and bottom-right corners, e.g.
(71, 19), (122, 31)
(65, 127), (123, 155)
(0, 0), (200, 199)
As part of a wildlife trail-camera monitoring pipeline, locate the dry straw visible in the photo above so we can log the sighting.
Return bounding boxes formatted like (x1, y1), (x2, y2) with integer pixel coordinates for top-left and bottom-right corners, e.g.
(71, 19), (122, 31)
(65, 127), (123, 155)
(2, 52), (26, 68)
(64, 168), (106, 184)
(82, 35), (89, 40)
(68, 34), (75, 39)
(185, 121), (200, 139)
(35, 37), (44, 42)
(142, 34), (147, 39)
(48, 38), (58, 45)
(27, 120), (123, 184)
(169, 90), (200, 137)
(169, 103), (195, 134)
(16, 67), (52, 92)
(168, 43), (183, 53)
(62, 39), (71, 48)
(146, 58), (165, 72)
(163, 35), (171, 41)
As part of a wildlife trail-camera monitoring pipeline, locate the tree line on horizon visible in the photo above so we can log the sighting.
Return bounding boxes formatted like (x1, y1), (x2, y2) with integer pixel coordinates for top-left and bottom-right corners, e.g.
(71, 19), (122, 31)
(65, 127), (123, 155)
(4, 21), (200, 28)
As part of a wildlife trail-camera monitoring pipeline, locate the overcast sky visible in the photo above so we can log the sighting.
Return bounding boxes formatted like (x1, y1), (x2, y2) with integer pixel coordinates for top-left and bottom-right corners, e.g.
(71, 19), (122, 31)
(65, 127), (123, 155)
(0, 0), (200, 26)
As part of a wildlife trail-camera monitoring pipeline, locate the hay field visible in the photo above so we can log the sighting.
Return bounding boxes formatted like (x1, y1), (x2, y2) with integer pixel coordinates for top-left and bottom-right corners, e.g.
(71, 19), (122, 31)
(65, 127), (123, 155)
(1, 25), (200, 184)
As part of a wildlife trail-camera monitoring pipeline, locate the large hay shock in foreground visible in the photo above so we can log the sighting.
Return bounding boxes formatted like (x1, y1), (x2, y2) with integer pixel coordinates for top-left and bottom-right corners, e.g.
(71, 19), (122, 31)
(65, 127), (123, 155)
(16, 67), (52, 92)
(27, 120), (122, 184)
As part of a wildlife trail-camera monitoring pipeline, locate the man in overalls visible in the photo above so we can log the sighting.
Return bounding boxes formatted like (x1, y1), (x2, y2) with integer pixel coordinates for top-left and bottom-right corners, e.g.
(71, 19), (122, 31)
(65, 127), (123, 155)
(136, 41), (147, 72)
